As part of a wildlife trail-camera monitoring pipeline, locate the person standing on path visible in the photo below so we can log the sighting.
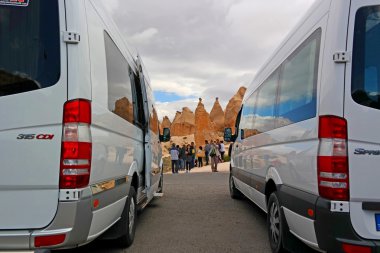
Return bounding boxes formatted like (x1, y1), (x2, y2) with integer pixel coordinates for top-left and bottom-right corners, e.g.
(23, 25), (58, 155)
(197, 146), (205, 167)
(204, 140), (211, 166)
(179, 144), (186, 171)
(185, 144), (192, 173)
(209, 140), (220, 172)
(170, 143), (179, 174)
(219, 141), (225, 162)
(190, 142), (196, 170)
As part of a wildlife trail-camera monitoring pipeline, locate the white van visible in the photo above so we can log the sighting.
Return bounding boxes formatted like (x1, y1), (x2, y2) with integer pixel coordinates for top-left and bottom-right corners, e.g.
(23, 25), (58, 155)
(225, 0), (380, 252)
(0, 0), (170, 250)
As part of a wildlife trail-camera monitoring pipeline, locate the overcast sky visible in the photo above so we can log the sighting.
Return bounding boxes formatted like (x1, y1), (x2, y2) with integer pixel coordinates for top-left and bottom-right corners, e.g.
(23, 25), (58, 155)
(103, 0), (316, 121)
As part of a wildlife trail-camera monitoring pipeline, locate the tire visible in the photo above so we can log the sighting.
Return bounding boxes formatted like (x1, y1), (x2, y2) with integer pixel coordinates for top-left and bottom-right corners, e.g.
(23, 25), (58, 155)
(117, 187), (137, 248)
(267, 192), (286, 253)
(229, 174), (243, 199)
(157, 173), (164, 193)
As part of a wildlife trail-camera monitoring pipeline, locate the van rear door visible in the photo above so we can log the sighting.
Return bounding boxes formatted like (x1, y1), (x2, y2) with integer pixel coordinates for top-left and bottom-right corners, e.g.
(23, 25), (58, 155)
(0, 0), (67, 229)
(345, 0), (380, 240)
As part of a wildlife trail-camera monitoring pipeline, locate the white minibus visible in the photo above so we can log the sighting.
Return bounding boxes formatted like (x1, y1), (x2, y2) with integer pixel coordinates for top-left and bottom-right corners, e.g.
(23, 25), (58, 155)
(0, 0), (169, 250)
(226, 0), (380, 252)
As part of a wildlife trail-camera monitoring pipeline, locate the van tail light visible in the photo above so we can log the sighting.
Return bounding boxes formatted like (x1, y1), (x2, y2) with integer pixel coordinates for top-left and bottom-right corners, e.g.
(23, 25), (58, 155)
(34, 234), (66, 248)
(60, 99), (92, 189)
(342, 243), (371, 253)
(318, 116), (349, 201)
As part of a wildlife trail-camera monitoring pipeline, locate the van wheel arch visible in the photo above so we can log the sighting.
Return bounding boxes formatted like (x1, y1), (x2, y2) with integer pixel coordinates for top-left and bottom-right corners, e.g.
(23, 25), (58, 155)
(131, 173), (139, 191)
(265, 179), (277, 204)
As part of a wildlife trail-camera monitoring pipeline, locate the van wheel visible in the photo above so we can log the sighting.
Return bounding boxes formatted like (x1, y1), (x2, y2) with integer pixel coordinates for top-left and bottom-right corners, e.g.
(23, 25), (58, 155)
(117, 187), (137, 248)
(267, 192), (285, 253)
(157, 173), (163, 193)
(229, 174), (242, 199)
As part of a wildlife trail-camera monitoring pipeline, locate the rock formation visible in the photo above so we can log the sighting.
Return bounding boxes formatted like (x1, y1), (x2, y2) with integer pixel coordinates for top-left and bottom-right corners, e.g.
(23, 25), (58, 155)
(170, 107), (195, 136)
(224, 87), (247, 132)
(210, 97), (225, 132)
(194, 98), (219, 146)
(113, 97), (134, 124)
(162, 116), (171, 128)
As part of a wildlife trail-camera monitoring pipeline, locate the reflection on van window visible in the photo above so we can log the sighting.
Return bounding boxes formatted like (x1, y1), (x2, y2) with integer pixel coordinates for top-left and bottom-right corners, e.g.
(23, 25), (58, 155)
(104, 32), (134, 124)
(352, 6), (380, 110)
(277, 29), (320, 127)
(253, 70), (279, 133)
(0, 0), (60, 97)
(240, 91), (259, 138)
(145, 83), (159, 135)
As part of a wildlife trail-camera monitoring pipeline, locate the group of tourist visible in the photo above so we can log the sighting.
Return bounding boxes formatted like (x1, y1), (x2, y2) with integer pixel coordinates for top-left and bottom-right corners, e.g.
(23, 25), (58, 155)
(169, 140), (226, 174)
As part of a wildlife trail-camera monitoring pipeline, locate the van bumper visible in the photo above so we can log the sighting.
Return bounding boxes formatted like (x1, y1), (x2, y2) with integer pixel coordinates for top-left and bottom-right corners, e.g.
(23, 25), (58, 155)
(0, 187), (93, 250)
(0, 176), (131, 250)
(315, 198), (379, 253)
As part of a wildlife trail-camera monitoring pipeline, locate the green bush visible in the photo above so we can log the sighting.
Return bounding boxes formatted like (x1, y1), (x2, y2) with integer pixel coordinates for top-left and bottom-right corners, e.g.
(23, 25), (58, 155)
(223, 155), (231, 162)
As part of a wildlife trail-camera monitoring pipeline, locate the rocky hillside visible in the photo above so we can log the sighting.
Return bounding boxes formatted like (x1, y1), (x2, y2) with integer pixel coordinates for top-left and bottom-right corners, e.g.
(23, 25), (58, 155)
(160, 86), (246, 149)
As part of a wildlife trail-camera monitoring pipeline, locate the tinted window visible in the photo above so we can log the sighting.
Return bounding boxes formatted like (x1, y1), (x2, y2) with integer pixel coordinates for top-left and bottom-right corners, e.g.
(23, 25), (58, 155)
(240, 91), (258, 138)
(104, 32), (134, 124)
(253, 70), (279, 133)
(0, 0), (60, 96)
(277, 29), (321, 127)
(352, 6), (380, 110)
(146, 83), (159, 135)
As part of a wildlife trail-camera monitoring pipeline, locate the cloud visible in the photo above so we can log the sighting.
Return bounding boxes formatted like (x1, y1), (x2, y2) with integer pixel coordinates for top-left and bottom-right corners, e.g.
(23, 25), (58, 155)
(130, 28), (159, 44)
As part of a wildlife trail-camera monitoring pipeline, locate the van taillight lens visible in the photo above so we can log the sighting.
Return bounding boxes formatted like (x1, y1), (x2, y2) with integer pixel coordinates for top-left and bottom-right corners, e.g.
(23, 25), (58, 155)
(63, 99), (91, 124)
(60, 99), (92, 189)
(318, 116), (349, 201)
(342, 243), (371, 253)
(34, 234), (66, 248)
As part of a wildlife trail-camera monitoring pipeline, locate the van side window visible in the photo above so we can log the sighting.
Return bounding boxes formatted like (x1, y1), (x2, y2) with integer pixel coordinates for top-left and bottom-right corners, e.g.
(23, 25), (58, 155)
(146, 84), (159, 135)
(104, 32), (134, 124)
(240, 91), (258, 138)
(253, 70), (279, 133)
(277, 29), (321, 127)
(352, 6), (380, 110)
(131, 72), (146, 128)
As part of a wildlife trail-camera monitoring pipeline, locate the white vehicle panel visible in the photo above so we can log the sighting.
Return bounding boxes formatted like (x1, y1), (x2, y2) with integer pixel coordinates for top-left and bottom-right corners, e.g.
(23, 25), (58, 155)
(88, 197), (126, 239)
(85, 2), (144, 185)
(0, 0), (67, 229)
(283, 207), (319, 249)
(345, 0), (380, 239)
(234, 177), (267, 212)
(65, 0), (91, 100)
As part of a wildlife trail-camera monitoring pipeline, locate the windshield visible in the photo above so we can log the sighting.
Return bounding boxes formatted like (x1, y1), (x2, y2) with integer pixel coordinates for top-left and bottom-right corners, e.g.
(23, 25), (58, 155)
(0, 0), (60, 97)
(352, 5), (380, 110)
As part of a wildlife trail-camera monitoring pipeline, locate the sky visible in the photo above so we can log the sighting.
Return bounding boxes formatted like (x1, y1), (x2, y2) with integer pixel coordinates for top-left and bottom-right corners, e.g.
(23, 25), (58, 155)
(102, 0), (317, 121)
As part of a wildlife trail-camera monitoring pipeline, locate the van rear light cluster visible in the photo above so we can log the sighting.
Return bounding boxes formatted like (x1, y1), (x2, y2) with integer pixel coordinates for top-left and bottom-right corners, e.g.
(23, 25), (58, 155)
(317, 116), (349, 201)
(35, 234), (66, 248)
(60, 99), (92, 189)
(342, 243), (371, 253)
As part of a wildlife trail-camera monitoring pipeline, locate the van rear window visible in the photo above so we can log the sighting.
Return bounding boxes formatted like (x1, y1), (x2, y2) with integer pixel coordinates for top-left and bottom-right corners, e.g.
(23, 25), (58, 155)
(352, 6), (380, 110)
(0, 0), (60, 97)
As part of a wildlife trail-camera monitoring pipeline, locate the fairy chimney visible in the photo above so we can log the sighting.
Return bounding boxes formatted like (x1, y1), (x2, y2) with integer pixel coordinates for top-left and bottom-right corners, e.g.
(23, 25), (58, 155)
(170, 107), (195, 136)
(210, 97), (225, 132)
(194, 98), (218, 147)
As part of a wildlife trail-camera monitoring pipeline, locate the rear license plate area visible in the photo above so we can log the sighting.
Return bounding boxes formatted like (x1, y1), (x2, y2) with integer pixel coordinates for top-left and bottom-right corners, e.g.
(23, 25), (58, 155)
(375, 214), (380, 231)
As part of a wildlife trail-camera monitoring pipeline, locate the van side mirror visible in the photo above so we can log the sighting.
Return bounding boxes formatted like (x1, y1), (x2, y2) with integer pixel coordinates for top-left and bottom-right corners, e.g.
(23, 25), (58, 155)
(160, 128), (171, 143)
(240, 129), (245, 140)
(224, 128), (237, 142)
